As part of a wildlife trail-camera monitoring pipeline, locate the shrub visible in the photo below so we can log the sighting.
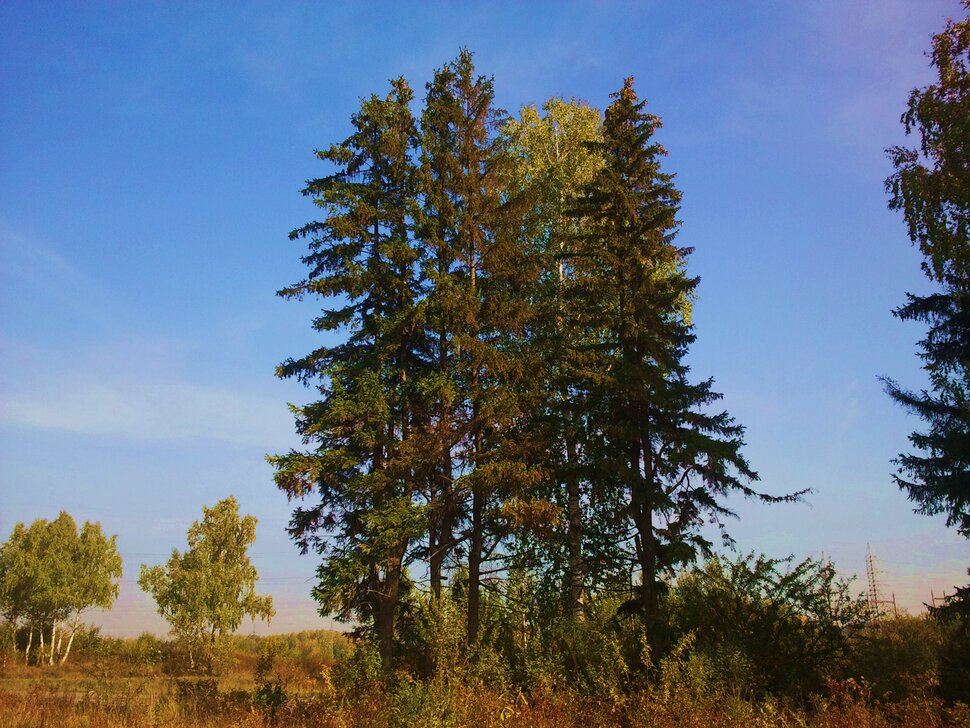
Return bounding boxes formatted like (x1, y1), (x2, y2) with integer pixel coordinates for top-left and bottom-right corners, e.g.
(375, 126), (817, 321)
(847, 615), (943, 701)
(664, 553), (871, 698)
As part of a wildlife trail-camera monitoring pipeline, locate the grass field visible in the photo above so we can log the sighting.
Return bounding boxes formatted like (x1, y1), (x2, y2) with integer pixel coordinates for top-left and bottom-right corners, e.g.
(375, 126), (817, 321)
(1, 635), (968, 728)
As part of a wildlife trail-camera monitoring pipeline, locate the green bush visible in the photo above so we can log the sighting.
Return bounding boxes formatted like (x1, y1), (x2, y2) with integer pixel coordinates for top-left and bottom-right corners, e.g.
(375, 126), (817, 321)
(663, 553), (871, 698)
(251, 641), (289, 725)
(332, 637), (383, 696)
(847, 615), (943, 701)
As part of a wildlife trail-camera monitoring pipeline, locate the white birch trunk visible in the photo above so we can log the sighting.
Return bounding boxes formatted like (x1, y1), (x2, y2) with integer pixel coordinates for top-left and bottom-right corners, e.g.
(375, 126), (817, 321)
(59, 614), (81, 666)
(24, 628), (33, 665)
(38, 625), (45, 667)
(49, 623), (57, 665)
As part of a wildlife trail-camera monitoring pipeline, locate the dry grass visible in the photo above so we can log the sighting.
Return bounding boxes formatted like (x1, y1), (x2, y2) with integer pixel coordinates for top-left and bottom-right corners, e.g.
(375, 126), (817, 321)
(1, 639), (967, 728)
(1, 673), (968, 728)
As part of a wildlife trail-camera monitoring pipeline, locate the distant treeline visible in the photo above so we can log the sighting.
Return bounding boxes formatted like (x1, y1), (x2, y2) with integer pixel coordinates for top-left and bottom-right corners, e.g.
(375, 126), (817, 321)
(1, 623), (351, 673)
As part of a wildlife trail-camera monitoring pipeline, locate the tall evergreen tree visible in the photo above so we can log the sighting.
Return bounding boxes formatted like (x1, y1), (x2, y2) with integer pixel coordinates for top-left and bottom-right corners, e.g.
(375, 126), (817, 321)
(269, 78), (428, 673)
(419, 50), (539, 644)
(568, 78), (794, 636)
(883, 6), (969, 540)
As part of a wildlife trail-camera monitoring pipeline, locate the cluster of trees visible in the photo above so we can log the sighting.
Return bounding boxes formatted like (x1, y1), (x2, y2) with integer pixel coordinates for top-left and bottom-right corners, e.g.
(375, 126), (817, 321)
(271, 49), (803, 674)
(0, 512), (121, 665)
(275, 4), (969, 687)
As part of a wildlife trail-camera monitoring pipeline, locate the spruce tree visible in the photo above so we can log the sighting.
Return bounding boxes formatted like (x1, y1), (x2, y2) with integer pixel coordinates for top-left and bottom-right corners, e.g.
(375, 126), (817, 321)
(419, 50), (539, 644)
(883, 7), (969, 540)
(269, 78), (428, 673)
(568, 78), (793, 636)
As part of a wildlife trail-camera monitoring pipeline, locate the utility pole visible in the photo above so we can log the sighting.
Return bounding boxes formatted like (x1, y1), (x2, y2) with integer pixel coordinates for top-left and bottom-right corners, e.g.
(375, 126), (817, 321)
(930, 589), (949, 609)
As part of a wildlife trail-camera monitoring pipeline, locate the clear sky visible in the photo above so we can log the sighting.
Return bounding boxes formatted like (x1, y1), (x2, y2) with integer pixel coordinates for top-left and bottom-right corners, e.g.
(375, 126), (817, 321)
(1, 1), (966, 636)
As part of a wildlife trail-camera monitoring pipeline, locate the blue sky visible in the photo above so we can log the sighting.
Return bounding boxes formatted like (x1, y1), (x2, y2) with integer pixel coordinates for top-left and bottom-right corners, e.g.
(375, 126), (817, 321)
(1, 1), (966, 635)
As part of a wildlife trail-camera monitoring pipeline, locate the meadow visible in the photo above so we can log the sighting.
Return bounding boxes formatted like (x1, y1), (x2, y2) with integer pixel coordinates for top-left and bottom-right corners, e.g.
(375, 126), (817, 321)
(0, 615), (967, 728)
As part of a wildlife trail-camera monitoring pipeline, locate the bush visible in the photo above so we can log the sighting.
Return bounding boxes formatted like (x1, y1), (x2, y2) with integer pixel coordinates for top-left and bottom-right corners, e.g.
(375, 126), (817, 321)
(847, 615), (943, 701)
(332, 637), (383, 696)
(936, 613), (970, 704)
(251, 641), (289, 725)
(663, 553), (871, 698)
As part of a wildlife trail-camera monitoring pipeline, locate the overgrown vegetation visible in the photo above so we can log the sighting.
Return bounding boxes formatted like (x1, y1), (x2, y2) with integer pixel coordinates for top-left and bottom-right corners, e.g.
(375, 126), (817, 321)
(0, 585), (968, 727)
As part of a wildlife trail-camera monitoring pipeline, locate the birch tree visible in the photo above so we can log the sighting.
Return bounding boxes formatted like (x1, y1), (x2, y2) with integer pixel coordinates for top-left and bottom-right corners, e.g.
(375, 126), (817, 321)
(139, 497), (274, 670)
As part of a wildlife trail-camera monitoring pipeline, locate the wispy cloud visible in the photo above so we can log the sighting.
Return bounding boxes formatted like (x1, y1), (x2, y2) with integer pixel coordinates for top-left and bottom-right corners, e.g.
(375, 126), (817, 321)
(2, 374), (293, 448)
(0, 222), (298, 449)
(0, 337), (295, 448)
(0, 224), (116, 315)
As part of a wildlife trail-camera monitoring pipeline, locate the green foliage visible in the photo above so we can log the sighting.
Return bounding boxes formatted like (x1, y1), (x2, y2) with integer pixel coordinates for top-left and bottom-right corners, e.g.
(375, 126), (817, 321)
(882, 11), (970, 706)
(664, 553), (871, 697)
(331, 637), (383, 695)
(562, 77), (801, 633)
(885, 3), (970, 290)
(883, 3), (969, 539)
(229, 629), (352, 667)
(0, 621), (14, 677)
(251, 641), (289, 725)
(0, 512), (122, 665)
(270, 73), (429, 673)
(935, 606), (970, 704)
(138, 497), (274, 670)
(847, 615), (945, 702)
(272, 49), (811, 693)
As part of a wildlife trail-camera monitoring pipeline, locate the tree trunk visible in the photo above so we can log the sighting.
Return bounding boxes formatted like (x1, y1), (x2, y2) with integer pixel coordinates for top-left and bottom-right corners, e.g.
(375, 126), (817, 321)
(24, 628), (32, 665)
(39, 624), (45, 667)
(49, 623), (56, 666)
(430, 320), (452, 603)
(564, 432), (585, 621)
(374, 545), (405, 675)
(635, 433), (660, 638)
(467, 482), (483, 646)
(59, 614), (81, 666)
(374, 596), (396, 675)
(429, 455), (452, 602)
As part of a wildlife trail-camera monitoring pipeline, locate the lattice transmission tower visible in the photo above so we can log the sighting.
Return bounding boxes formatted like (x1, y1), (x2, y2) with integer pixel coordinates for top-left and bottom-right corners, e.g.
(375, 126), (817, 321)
(865, 543), (898, 618)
